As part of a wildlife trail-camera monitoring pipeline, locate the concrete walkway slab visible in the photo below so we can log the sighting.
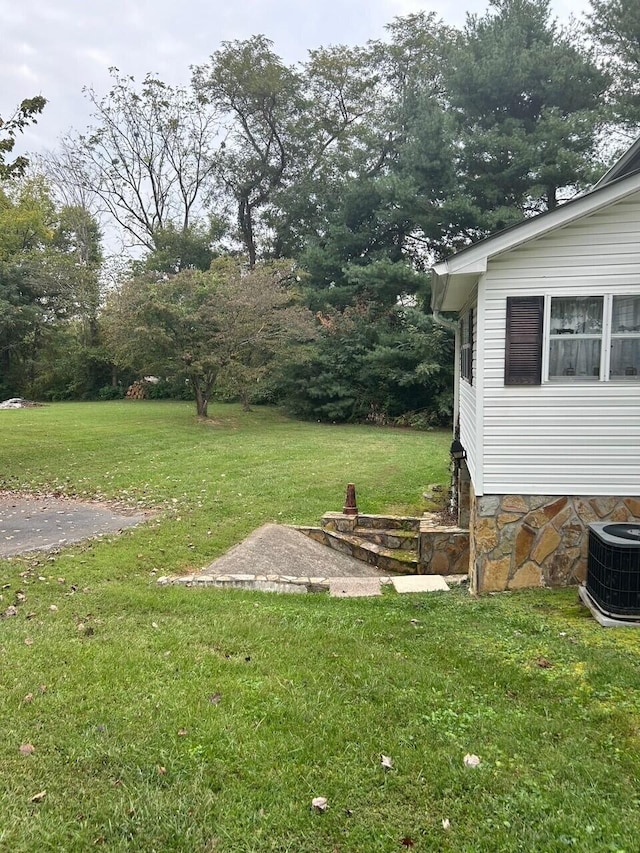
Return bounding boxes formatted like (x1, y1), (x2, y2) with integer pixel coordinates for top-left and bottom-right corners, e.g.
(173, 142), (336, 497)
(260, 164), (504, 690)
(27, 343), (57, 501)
(204, 523), (390, 579)
(328, 577), (383, 597)
(392, 575), (450, 593)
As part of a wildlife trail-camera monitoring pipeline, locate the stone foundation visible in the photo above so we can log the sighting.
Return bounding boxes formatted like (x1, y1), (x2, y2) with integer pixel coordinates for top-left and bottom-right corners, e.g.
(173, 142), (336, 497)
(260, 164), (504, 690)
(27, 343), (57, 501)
(457, 460), (471, 529)
(470, 492), (640, 594)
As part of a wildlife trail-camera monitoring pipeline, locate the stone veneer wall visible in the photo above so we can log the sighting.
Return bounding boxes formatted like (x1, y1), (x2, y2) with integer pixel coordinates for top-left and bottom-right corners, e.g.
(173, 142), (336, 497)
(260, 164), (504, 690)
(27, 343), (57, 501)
(419, 515), (469, 576)
(470, 491), (640, 594)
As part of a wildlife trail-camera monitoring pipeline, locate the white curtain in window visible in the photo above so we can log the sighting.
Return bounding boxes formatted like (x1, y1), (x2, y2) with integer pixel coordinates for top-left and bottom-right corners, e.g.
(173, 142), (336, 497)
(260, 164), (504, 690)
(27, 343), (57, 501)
(549, 339), (601, 378)
(612, 296), (640, 333)
(550, 297), (603, 334)
(610, 339), (640, 377)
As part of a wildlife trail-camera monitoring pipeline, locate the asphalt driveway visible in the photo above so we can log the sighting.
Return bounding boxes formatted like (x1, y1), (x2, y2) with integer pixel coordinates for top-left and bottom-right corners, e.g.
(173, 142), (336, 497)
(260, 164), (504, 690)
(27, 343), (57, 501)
(0, 495), (148, 558)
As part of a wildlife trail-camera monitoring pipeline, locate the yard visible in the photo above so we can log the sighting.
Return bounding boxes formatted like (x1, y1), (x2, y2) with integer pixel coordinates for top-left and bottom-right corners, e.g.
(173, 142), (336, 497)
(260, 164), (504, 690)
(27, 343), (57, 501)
(0, 402), (639, 852)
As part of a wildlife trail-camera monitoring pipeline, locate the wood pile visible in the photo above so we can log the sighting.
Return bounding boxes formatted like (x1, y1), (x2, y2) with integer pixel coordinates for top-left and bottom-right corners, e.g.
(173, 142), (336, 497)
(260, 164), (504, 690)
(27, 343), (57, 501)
(125, 381), (147, 400)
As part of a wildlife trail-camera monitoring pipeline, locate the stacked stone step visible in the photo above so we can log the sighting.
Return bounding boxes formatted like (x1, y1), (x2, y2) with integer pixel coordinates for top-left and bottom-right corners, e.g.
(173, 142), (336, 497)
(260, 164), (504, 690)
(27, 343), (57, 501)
(296, 524), (419, 575)
(295, 511), (469, 577)
(352, 526), (418, 552)
(355, 514), (421, 532)
(126, 381), (147, 400)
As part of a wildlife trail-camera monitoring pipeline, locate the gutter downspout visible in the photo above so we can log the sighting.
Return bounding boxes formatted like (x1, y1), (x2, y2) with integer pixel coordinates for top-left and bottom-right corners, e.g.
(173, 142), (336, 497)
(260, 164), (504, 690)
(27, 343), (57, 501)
(432, 306), (460, 433)
(432, 305), (461, 517)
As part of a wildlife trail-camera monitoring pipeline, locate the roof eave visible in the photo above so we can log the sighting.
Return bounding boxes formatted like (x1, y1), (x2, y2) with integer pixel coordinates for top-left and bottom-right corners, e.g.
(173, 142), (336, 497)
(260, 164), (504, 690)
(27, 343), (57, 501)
(594, 137), (640, 189)
(430, 169), (640, 312)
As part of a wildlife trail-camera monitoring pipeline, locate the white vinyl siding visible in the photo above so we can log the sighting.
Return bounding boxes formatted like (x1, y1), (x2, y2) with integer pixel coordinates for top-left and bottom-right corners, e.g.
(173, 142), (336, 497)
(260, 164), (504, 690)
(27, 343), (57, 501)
(459, 296), (478, 484)
(478, 192), (640, 495)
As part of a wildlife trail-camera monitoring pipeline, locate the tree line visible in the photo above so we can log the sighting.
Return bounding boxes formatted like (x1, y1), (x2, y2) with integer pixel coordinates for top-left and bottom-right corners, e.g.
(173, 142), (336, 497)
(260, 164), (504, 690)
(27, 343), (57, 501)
(1, 0), (638, 421)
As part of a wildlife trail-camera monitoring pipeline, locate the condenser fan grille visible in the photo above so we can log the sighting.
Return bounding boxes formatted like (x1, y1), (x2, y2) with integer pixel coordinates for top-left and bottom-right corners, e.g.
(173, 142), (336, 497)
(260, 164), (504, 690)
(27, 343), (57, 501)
(587, 523), (640, 618)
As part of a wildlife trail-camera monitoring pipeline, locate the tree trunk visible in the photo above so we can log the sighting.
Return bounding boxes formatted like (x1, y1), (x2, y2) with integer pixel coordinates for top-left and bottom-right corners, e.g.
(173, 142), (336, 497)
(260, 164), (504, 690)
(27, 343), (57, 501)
(238, 196), (257, 268)
(194, 386), (209, 418)
(192, 374), (215, 418)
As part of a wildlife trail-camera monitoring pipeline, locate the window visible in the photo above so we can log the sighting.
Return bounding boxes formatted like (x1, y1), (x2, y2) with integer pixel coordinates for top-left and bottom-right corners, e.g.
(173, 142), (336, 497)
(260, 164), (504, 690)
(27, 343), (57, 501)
(548, 296), (603, 380)
(460, 308), (473, 384)
(610, 296), (640, 378)
(505, 294), (640, 385)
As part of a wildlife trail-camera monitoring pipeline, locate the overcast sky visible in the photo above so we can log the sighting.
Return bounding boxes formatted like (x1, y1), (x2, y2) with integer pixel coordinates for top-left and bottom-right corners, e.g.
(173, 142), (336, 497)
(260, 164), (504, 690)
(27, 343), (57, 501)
(2, 0), (592, 159)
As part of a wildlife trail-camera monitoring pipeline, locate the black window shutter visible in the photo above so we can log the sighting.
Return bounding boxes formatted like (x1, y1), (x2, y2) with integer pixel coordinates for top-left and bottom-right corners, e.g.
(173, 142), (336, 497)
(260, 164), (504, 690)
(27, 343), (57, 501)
(469, 307), (474, 386)
(505, 296), (544, 385)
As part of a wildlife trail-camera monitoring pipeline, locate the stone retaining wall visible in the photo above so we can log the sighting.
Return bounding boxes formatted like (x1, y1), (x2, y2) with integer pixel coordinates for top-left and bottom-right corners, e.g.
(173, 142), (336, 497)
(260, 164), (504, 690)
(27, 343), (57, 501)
(319, 512), (469, 575)
(419, 515), (469, 576)
(470, 490), (640, 594)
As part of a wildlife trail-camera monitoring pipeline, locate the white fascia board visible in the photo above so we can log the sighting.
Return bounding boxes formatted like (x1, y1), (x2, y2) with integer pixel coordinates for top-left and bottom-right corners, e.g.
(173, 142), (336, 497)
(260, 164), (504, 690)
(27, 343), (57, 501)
(594, 137), (640, 188)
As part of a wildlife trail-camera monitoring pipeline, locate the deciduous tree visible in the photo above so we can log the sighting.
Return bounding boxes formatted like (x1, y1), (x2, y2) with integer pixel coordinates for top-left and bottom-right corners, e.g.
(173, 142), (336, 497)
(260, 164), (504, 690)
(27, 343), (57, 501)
(0, 96), (46, 180)
(103, 258), (315, 417)
(62, 71), (222, 260)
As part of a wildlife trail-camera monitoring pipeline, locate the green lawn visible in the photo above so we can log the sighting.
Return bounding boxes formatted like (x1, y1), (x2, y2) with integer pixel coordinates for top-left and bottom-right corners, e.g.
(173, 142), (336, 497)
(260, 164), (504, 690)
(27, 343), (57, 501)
(1, 402), (639, 852)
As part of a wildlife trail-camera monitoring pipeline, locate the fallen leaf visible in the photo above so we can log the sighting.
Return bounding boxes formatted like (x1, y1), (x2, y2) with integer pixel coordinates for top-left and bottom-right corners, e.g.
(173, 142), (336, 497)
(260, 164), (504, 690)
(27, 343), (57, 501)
(208, 692), (222, 705)
(177, 728), (188, 736)
(400, 837), (415, 848)
(49, 605), (58, 612)
(536, 657), (553, 669)
(442, 818), (451, 830)
(463, 753), (481, 768)
(4, 605), (17, 617)
(38, 684), (47, 694)
(24, 638), (34, 646)
(381, 754), (393, 770)
(157, 766), (167, 775)
(30, 790), (46, 803)
(19, 743), (35, 756)
(311, 796), (328, 812)
(23, 693), (34, 704)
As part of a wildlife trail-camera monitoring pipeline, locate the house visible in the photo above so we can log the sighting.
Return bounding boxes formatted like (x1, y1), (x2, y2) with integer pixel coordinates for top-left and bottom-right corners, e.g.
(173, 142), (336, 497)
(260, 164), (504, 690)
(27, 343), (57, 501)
(431, 138), (640, 594)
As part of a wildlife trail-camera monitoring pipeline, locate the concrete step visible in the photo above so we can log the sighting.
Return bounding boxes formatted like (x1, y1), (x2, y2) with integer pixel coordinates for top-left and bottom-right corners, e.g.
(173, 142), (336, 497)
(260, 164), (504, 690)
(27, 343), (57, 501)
(297, 527), (419, 574)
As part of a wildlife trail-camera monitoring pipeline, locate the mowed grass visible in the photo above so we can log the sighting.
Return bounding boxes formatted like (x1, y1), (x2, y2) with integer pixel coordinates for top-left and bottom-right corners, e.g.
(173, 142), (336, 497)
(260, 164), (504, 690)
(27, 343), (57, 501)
(0, 402), (639, 852)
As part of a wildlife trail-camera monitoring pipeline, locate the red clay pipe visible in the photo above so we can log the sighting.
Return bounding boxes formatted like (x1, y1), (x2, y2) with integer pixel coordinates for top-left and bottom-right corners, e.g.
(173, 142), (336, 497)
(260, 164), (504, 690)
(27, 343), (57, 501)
(343, 483), (358, 516)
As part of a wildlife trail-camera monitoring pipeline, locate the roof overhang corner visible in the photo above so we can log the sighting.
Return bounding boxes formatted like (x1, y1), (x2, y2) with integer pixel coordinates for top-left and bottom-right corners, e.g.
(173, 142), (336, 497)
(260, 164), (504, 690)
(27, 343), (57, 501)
(431, 257), (485, 313)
